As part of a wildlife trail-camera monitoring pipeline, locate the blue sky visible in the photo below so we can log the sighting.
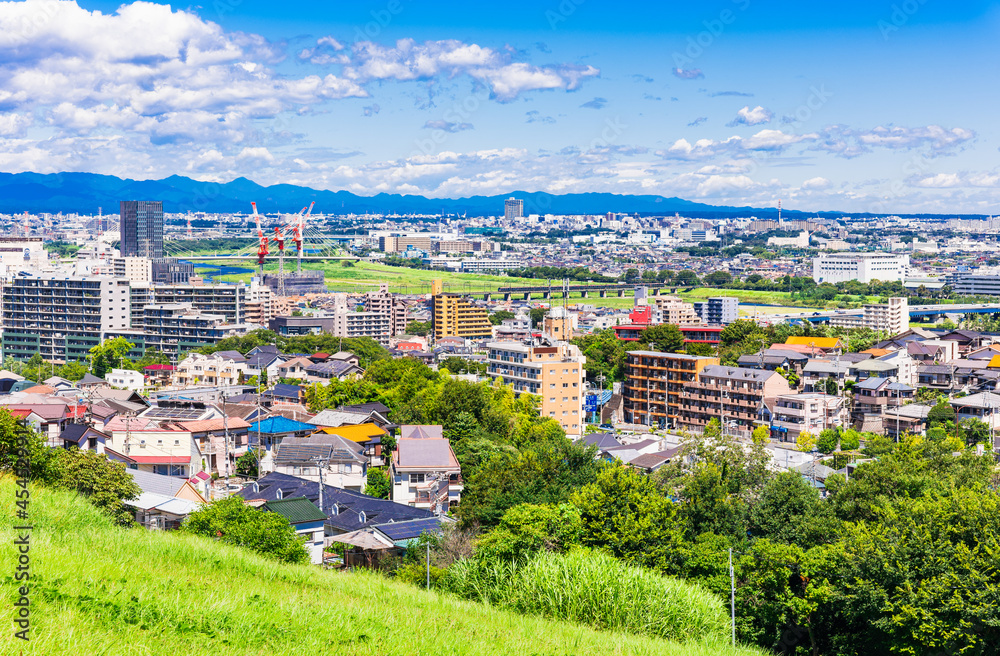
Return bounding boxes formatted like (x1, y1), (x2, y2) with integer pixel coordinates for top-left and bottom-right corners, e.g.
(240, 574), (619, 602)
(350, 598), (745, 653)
(1, 0), (999, 212)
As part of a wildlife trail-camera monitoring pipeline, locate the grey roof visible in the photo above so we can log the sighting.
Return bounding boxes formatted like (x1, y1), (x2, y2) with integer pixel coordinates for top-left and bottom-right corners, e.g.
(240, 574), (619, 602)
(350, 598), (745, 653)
(883, 403), (932, 420)
(794, 460), (836, 480)
(581, 432), (621, 450)
(855, 377), (890, 390)
(126, 469), (187, 497)
(396, 438), (458, 469)
(309, 409), (372, 427)
(803, 360), (851, 375)
(629, 446), (683, 469)
(918, 364), (954, 375)
(274, 433), (366, 466)
(853, 360), (897, 372)
(79, 373), (107, 385)
(951, 392), (1000, 409)
(214, 350), (248, 363)
(700, 365), (778, 383)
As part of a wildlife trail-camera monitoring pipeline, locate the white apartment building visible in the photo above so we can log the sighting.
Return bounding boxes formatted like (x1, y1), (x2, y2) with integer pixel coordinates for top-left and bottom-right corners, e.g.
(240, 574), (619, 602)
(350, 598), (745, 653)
(812, 252), (910, 283)
(486, 340), (586, 438)
(1, 274), (132, 363)
(829, 297), (909, 335)
(391, 436), (463, 513)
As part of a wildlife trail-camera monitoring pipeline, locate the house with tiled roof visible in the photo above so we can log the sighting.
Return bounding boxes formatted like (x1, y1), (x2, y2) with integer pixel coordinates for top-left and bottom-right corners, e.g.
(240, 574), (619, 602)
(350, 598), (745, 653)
(238, 472), (434, 535)
(263, 497), (328, 564)
(248, 416), (316, 452)
(270, 432), (368, 492)
(391, 435), (462, 514)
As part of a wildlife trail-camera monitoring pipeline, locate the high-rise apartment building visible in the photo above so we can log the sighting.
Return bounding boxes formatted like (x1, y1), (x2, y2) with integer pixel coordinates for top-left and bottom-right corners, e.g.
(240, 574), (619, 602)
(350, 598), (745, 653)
(504, 197), (524, 220)
(693, 297), (739, 325)
(487, 340), (586, 437)
(1, 275), (132, 362)
(431, 281), (492, 340)
(120, 200), (164, 258)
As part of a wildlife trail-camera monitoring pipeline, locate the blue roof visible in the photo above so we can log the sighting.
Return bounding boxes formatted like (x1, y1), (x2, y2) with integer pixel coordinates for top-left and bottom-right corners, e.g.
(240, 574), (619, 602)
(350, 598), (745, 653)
(265, 383), (303, 398)
(238, 472), (433, 532)
(374, 517), (445, 542)
(248, 416), (316, 434)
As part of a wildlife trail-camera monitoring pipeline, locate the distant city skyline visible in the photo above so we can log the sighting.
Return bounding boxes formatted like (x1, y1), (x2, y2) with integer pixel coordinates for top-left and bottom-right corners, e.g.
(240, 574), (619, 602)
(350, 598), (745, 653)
(0, 0), (998, 213)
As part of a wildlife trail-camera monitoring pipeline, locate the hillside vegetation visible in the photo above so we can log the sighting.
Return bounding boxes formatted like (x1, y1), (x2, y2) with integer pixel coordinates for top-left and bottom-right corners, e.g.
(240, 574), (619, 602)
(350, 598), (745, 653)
(0, 478), (763, 656)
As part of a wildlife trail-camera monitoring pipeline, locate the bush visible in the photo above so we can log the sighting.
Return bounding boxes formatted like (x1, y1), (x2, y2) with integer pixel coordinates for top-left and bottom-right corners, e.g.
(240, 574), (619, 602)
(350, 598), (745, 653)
(442, 550), (727, 643)
(182, 496), (308, 563)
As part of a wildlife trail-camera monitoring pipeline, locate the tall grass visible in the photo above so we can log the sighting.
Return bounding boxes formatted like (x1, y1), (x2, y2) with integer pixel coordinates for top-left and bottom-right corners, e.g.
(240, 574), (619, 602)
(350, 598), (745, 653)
(442, 549), (728, 644)
(0, 477), (764, 656)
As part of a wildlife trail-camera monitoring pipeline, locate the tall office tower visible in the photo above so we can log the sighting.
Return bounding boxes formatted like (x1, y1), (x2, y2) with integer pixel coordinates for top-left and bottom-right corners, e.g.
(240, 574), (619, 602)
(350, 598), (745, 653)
(120, 200), (164, 258)
(504, 197), (524, 220)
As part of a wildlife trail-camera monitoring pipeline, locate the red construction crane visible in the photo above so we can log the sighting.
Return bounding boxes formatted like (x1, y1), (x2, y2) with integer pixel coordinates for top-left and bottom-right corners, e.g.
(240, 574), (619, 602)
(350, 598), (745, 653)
(251, 201), (269, 269)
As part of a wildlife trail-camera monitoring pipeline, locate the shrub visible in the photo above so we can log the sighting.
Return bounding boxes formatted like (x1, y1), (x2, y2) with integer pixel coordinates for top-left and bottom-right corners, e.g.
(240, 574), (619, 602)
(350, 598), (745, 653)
(442, 549), (727, 643)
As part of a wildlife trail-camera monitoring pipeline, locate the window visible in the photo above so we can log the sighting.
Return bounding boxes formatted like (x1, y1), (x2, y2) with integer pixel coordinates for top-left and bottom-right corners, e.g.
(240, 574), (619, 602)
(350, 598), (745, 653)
(410, 473), (425, 484)
(563, 383), (568, 388)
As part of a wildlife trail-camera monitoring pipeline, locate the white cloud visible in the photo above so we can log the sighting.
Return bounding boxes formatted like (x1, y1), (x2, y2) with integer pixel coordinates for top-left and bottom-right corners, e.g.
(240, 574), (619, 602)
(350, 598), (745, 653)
(342, 39), (599, 101)
(801, 176), (832, 190)
(728, 105), (772, 127)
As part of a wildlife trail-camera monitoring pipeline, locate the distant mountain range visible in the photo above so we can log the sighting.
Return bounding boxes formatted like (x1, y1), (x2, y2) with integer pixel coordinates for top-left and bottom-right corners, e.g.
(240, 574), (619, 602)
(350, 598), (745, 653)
(0, 171), (788, 217)
(0, 171), (985, 219)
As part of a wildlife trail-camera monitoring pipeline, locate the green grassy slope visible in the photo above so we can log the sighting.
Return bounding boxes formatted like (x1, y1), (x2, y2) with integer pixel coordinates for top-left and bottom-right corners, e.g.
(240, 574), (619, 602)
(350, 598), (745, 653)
(0, 478), (763, 656)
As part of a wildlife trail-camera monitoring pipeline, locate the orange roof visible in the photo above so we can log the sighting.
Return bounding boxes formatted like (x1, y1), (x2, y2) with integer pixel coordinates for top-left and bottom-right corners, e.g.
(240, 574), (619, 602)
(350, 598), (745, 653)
(784, 336), (842, 349)
(314, 422), (387, 442)
(988, 355), (1000, 369)
(860, 348), (893, 357)
(22, 385), (56, 394)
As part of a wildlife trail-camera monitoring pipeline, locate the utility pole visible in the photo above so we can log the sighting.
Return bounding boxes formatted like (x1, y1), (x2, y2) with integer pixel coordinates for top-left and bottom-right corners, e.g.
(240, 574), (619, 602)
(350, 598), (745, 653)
(729, 547), (736, 648)
(221, 391), (230, 479)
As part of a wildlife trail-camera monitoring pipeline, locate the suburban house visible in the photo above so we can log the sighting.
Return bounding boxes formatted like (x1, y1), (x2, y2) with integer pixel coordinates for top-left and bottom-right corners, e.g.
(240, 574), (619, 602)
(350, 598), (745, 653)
(249, 416), (317, 452)
(270, 432), (369, 491)
(391, 434), (462, 514)
(262, 497), (328, 565)
(304, 360), (365, 380)
(106, 368), (146, 392)
(126, 468), (207, 530)
(276, 356), (314, 380)
(769, 392), (848, 442)
(238, 472), (435, 536)
(103, 415), (202, 479)
(852, 377), (915, 420)
(59, 423), (109, 452)
(314, 422), (389, 466)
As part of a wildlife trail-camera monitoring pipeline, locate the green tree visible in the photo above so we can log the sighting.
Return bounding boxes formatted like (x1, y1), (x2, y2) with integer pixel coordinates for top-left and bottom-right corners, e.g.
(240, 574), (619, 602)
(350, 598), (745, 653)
(47, 448), (141, 526)
(182, 496), (308, 563)
(816, 428), (839, 454)
(489, 310), (515, 325)
(685, 342), (715, 357)
(823, 377), (839, 396)
(439, 356), (488, 376)
(529, 307), (547, 327)
(675, 269), (701, 287)
(459, 440), (601, 528)
(572, 329), (626, 383)
(89, 337), (135, 378)
(406, 320), (431, 336)
(682, 462), (747, 539)
(748, 471), (837, 547)
(638, 324), (685, 353)
(364, 467), (391, 499)
(572, 464), (685, 571)
(703, 270), (733, 286)
(752, 425), (770, 446)
(927, 398), (956, 427)
(720, 320), (765, 348)
(839, 429), (861, 451)
(474, 503), (584, 562)
(235, 448), (262, 478)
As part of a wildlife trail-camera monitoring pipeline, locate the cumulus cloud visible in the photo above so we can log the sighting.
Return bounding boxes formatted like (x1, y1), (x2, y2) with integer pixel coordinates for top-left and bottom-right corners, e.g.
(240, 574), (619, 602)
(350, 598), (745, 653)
(727, 105), (773, 127)
(672, 68), (704, 79)
(423, 120), (474, 133)
(341, 39), (599, 101)
(580, 97), (607, 110)
(810, 125), (976, 158)
(687, 116), (707, 127)
(801, 176), (832, 190)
